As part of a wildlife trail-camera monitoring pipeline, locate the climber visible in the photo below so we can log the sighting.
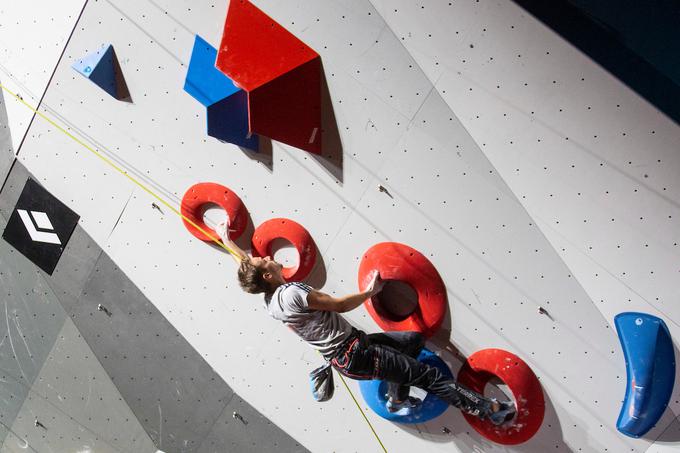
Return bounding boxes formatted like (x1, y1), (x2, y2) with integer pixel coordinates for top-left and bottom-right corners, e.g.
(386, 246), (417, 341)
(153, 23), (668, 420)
(217, 222), (515, 423)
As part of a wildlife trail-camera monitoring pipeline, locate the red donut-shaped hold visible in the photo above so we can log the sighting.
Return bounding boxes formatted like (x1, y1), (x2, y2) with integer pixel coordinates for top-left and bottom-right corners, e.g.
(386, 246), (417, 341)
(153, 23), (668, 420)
(251, 218), (316, 282)
(180, 182), (248, 242)
(457, 349), (545, 445)
(358, 242), (446, 338)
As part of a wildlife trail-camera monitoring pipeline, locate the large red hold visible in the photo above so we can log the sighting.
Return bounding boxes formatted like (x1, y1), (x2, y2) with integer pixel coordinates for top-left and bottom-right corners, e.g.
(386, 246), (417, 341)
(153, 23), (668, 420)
(216, 0), (322, 154)
(180, 182), (248, 242)
(251, 218), (316, 282)
(457, 349), (545, 445)
(358, 242), (447, 337)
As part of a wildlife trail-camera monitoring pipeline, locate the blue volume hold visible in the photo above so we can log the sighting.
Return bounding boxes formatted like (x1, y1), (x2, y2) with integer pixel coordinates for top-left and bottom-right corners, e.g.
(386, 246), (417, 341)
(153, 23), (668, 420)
(359, 348), (451, 424)
(184, 35), (240, 107)
(207, 92), (259, 150)
(184, 35), (259, 151)
(72, 44), (127, 100)
(615, 312), (675, 438)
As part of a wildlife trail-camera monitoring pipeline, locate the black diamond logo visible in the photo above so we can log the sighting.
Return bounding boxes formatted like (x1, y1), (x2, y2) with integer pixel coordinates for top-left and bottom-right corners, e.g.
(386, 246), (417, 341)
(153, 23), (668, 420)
(2, 178), (80, 274)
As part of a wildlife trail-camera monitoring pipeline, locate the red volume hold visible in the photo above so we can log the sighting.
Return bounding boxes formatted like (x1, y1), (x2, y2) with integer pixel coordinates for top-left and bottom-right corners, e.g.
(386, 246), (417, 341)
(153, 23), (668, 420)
(216, 0), (321, 154)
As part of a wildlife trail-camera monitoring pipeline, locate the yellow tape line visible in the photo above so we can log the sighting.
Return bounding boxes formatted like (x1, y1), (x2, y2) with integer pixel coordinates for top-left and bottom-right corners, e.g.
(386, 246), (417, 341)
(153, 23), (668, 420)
(0, 82), (388, 451)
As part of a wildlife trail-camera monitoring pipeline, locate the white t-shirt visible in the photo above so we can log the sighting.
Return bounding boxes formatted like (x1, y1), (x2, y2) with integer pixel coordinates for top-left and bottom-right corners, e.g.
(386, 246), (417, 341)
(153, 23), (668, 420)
(265, 282), (353, 359)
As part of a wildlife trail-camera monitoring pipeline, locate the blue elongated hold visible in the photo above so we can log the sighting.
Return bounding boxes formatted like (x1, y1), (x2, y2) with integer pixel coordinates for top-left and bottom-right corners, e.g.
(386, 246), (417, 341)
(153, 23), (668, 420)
(184, 35), (259, 151)
(615, 312), (675, 438)
(72, 44), (129, 101)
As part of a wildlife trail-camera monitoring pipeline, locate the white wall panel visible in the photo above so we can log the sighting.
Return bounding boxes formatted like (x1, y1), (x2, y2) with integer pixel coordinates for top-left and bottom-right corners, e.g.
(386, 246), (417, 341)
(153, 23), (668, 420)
(0, 0), (85, 152)
(16, 115), (135, 245)
(369, 0), (680, 448)
(325, 106), (643, 453)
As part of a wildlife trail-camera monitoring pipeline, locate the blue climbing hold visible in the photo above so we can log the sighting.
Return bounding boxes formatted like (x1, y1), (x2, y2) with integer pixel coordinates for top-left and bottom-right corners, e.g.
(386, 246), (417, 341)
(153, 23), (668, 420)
(184, 35), (259, 151)
(359, 348), (451, 424)
(615, 312), (675, 438)
(72, 44), (129, 100)
(184, 35), (240, 107)
(207, 92), (259, 150)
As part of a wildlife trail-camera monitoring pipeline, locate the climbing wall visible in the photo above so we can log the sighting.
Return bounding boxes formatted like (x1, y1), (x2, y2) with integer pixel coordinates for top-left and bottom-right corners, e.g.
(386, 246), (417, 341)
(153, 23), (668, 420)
(0, 87), (12, 182)
(0, 0), (86, 152)
(368, 0), (680, 447)
(0, 0), (678, 452)
(0, 167), (157, 452)
(0, 161), (307, 452)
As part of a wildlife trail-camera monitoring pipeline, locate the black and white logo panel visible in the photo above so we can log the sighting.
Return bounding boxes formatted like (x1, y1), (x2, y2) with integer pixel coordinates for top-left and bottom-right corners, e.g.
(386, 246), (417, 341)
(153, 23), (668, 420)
(2, 178), (80, 274)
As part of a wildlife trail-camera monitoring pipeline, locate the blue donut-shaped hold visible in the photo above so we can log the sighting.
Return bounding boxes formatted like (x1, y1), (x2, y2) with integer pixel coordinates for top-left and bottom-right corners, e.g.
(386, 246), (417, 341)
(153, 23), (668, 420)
(359, 348), (451, 423)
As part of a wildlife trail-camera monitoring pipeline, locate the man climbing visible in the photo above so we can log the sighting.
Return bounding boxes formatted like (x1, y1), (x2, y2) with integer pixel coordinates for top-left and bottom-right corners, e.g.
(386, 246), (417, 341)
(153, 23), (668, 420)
(217, 222), (515, 423)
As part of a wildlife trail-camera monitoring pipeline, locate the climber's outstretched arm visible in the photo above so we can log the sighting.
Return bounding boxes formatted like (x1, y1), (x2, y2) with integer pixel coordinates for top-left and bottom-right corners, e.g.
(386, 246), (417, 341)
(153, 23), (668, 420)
(216, 221), (248, 264)
(307, 272), (384, 313)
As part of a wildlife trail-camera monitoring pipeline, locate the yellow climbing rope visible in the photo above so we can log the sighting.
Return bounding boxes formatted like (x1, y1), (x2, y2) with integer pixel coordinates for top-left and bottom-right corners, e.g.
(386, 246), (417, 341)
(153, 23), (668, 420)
(0, 82), (388, 452)
(0, 83), (240, 259)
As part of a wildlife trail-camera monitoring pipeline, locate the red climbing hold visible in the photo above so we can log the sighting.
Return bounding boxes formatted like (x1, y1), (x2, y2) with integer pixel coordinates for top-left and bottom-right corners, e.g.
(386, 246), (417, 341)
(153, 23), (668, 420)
(216, 0), (318, 91)
(358, 242), (447, 337)
(251, 218), (316, 282)
(247, 57), (321, 154)
(180, 182), (248, 242)
(215, 0), (322, 154)
(457, 349), (545, 445)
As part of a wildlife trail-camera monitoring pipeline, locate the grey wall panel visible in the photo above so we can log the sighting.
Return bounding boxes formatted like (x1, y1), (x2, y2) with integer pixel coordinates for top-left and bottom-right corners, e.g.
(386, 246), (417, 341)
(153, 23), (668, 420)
(0, 208), (154, 453)
(74, 251), (307, 452)
(197, 395), (308, 453)
(0, 215), (67, 447)
(44, 224), (102, 307)
(25, 318), (156, 453)
(77, 252), (235, 452)
(2, 390), (123, 453)
(0, 362), (23, 447)
(0, 83), (13, 187)
(0, 161), (27, 221)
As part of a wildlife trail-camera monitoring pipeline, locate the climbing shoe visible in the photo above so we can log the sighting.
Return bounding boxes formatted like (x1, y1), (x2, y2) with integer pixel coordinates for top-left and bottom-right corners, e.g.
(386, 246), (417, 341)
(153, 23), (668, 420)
(488, 399), (516, 426)
(385, 396), (422, 415)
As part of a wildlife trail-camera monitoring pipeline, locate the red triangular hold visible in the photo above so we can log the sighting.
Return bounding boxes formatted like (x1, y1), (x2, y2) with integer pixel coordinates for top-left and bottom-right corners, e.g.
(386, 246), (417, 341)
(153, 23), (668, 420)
(216, 0), (318, 91)
(248, 57), (322, 154)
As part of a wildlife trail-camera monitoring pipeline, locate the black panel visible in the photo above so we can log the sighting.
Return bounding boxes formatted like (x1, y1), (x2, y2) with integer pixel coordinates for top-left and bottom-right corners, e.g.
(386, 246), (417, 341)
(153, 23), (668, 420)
(2, 178), (79, 274)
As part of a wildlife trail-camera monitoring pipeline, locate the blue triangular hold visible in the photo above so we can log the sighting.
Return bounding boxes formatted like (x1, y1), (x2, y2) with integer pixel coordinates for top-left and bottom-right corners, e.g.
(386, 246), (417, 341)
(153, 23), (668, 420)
(184, 36), (240, 107)
(72, 44), (129, 100)
(72, 45), (110, 77)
